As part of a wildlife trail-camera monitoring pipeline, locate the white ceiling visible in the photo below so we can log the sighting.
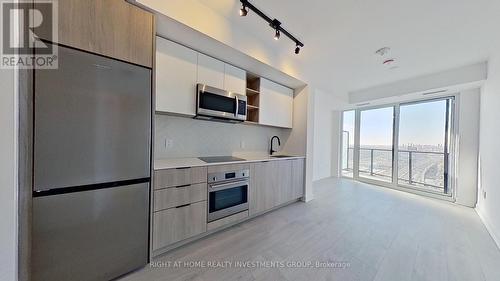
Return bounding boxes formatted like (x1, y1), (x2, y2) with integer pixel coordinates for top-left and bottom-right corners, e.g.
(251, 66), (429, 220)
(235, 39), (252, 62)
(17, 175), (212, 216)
(198, 0), (500, 98)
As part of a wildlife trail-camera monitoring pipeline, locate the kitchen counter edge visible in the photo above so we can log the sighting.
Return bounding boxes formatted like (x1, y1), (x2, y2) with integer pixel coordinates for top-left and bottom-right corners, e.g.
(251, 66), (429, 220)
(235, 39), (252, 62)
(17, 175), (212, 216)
(154, 156), (306, 170)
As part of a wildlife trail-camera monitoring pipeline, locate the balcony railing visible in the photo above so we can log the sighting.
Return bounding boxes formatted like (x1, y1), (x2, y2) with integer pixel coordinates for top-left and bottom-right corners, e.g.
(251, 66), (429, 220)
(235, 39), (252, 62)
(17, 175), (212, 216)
(342, 147), (445, 190)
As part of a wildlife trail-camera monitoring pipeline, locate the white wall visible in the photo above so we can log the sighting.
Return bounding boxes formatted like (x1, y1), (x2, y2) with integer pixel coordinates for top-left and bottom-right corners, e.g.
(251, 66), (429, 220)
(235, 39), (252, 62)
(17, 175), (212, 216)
(282, 87), (309, 156)
(0, 68), (17, 281)
(304, 86), (315, 201)
(312, 91), (333, 181)
(476, 55), (500, 247)
(455, 89), (480, 207)
(349, 62), (487, 104)
(312, 89), (347, 181)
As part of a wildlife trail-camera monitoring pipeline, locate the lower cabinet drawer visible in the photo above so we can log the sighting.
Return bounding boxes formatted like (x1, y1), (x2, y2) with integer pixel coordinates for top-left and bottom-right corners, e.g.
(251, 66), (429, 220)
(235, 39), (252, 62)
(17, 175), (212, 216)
(154, 167), (207, 190)
(153, 183), (207, 212)
(152, 201), (207, 250)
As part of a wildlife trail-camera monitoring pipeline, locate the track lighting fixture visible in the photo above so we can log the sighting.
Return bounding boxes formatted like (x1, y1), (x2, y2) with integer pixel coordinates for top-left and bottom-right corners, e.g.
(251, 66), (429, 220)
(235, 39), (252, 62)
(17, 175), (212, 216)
(239, 0), (304, 54)
(239, 4), (248, 16)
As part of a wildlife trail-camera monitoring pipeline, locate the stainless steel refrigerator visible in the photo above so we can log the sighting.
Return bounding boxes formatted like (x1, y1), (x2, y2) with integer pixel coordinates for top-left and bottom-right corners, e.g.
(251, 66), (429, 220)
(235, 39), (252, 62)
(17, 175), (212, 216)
(32, 43), (151, 281)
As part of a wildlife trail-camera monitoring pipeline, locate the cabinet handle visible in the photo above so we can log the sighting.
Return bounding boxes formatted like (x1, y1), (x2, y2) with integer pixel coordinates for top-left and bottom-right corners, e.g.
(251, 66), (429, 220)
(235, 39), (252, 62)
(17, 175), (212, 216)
(175, 203), (191, 208)
(176, 167), (190, 170)
(235, 96), (239, 117)
(175, 184), (190, 188)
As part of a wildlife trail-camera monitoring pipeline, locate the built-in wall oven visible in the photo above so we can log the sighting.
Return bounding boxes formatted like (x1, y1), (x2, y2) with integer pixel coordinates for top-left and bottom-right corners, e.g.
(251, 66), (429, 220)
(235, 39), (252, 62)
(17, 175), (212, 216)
(196, 83), (247, 122)
(207, 169), (249, 222)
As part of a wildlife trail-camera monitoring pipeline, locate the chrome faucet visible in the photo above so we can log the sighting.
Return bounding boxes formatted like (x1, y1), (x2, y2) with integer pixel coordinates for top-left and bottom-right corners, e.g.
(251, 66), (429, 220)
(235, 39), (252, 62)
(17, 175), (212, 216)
(270, 136), (281, 155)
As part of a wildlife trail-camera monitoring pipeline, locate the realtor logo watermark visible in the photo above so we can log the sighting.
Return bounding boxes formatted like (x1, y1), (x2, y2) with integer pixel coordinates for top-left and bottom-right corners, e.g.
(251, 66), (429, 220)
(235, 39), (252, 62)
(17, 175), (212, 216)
(1, 0), (58, 69)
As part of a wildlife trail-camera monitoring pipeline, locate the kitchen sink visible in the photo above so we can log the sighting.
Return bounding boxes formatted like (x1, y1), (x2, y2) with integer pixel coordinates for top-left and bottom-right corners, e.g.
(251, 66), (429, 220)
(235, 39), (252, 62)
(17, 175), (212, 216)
(270, 155), (294, 158)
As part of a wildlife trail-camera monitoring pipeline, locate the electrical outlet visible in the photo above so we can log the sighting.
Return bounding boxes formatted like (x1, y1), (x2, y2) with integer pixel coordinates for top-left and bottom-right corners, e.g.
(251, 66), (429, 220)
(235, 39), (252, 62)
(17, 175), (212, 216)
(165, 138), (173, 149)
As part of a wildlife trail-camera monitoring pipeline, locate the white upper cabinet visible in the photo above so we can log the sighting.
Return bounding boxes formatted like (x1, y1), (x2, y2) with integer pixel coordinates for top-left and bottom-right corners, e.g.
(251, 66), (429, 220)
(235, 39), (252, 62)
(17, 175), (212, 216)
(155, 37), (197, 116)
(223, 64), (246, 95)
(197, 53), (225, 89)
(259, 78), (294, 128)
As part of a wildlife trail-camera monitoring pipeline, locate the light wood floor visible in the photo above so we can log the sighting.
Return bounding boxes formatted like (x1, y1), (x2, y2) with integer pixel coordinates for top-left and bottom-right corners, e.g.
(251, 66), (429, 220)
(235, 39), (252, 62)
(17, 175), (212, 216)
(121, 178), (500, 281)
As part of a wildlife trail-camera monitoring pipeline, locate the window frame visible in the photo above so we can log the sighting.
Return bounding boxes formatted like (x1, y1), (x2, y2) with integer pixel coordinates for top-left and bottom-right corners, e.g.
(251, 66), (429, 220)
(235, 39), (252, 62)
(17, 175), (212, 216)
(339, 95), (458, 201)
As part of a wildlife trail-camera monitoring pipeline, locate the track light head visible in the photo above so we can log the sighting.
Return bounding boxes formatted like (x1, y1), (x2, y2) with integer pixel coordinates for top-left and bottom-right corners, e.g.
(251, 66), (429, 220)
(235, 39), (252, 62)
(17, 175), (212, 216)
(295, 45), (300, 54)
(270, 19), (281, 41)
(274, 29), (280, 40)
(239, 5), (248, 16)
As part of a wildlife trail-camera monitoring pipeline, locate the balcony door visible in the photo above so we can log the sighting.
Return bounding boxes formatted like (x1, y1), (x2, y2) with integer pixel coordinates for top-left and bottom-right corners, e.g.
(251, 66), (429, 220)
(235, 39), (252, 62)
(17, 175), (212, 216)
(358, 106), (395, 185)
(342, 97), (455, 198)
(397, 99), (452, 195)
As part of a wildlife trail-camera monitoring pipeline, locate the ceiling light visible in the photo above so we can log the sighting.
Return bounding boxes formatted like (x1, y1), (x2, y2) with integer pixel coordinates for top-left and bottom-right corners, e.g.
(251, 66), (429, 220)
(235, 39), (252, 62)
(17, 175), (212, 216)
(295, 45), (300, 54)
(274, 29), (280, 40)
(239, 5), (248, 16)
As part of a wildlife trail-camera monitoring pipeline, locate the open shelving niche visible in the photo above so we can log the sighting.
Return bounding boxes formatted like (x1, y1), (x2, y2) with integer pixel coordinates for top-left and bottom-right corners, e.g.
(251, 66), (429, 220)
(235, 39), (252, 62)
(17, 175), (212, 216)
(246, 73), (260, 123)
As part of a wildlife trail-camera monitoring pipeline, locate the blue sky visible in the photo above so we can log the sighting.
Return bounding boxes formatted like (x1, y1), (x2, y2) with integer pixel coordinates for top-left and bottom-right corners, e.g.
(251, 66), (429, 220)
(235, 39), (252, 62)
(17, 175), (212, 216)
(399, 100), (447, 146)
(343, 100), (447, 147)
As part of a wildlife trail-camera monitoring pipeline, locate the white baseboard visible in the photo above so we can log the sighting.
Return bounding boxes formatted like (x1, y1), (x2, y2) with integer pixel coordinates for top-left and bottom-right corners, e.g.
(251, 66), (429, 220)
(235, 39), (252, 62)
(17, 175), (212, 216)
(476, 208), (500, 250)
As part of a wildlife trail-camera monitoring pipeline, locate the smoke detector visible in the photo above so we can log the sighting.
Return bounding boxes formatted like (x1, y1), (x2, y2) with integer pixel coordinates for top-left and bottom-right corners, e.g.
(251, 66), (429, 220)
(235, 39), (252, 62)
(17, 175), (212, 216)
(375, 47), (398, 69)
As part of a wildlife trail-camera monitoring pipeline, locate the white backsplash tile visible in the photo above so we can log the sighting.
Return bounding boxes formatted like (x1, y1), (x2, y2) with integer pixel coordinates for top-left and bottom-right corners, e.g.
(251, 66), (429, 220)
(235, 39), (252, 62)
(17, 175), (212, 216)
(154, 115), (291, 159)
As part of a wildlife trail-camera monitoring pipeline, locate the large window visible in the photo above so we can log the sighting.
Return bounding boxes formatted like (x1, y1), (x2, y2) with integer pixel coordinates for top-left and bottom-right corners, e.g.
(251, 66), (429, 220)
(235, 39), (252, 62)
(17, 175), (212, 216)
(359, 107), (394, 183)
(341, 97), (454, 197)
(398, 99), (450, 193)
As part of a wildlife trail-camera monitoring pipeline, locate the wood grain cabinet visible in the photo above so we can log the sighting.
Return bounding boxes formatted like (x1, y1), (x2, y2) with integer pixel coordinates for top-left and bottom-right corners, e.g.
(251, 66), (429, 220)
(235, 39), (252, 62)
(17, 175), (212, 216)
(291, 159), (305, 200)
(35, 0), (154, 67)
(153, 183), (207, 212)
(249, 161), (275, 215)
(276, 160), (292, 205)
(250, 159), (302, 216)
(152, 167), (208, 251)
(259, 78), (294, 128)
(152, 201), (207, 250)
(154, 167), (207, 190)
(155, 37), (198, 115)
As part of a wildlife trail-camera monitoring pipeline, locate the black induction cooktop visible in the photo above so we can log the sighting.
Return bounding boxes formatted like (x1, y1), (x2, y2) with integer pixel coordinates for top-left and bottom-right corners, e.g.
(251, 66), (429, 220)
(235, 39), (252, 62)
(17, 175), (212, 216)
(198, 156), (246, 163)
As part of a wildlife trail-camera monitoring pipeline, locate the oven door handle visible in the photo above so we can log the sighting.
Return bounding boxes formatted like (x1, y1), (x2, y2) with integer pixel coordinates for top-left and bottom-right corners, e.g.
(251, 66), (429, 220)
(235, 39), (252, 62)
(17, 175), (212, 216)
(209, 180), (248, 192)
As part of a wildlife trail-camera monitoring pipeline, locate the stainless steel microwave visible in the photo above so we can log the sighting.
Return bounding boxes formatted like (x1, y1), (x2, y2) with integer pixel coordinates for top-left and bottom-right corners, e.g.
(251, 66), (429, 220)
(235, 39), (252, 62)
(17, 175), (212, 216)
(196, 84), (247, 122)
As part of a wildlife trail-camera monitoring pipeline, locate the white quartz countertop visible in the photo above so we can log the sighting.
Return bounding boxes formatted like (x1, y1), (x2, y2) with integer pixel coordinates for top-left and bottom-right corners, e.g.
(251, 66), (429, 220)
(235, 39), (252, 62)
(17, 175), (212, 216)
(154, 154), (306, 170)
